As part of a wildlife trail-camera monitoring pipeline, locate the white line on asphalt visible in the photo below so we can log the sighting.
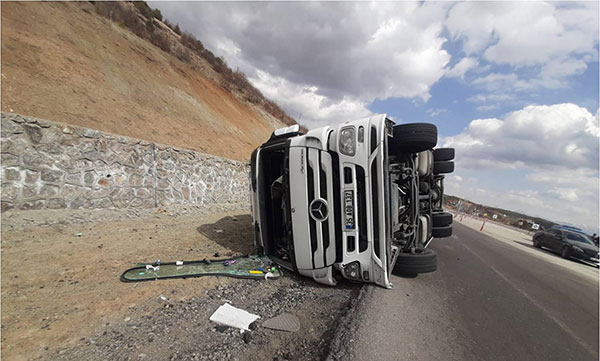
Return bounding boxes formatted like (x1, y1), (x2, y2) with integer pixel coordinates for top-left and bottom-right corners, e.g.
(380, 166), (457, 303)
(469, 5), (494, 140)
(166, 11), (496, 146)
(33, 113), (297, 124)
(460, 242), (597, 358)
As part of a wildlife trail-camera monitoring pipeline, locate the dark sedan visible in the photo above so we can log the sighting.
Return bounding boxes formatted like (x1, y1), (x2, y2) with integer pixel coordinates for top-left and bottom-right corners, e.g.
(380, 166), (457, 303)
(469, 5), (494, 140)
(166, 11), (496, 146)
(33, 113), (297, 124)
(533, 228), (599, 266)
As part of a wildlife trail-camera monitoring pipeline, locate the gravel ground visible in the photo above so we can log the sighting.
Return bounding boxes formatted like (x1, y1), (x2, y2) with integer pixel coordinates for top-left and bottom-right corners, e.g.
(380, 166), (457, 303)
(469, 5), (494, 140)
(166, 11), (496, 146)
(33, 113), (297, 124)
(1, 205), (359, 361)
(46, 273), (358, 361)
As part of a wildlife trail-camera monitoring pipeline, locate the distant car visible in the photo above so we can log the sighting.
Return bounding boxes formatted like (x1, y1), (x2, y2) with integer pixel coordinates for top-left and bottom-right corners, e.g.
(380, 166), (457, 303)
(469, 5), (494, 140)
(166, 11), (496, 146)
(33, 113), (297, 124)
(532, 228), (599, 267)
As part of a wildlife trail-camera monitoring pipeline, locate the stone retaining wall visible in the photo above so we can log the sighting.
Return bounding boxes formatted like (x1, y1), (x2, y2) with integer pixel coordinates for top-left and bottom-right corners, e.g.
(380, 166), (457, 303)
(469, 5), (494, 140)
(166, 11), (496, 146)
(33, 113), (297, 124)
(0, 113), (250, 212)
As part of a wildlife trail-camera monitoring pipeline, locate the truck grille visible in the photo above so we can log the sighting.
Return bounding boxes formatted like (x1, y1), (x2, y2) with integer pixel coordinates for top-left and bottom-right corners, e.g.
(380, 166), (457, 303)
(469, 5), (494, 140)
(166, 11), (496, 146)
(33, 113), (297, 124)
(306, 148), (337, 268)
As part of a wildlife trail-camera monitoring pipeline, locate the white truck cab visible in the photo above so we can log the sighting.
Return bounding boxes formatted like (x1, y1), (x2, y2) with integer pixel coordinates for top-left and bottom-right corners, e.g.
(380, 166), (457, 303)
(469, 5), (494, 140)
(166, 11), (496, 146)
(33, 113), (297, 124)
(250, 114), (455, 288)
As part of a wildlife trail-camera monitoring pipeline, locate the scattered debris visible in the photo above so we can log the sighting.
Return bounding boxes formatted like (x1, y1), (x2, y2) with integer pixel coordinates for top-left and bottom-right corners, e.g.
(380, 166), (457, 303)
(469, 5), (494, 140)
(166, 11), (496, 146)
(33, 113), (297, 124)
(223, 259), (236, 266)
(209, 303), (260, 332)
(175, 261), (183, 266)
(262, 313), (300, 332)
(73, 232), (82, 237)
(145, 265), (159, 272)
(214, 229), (224, 233)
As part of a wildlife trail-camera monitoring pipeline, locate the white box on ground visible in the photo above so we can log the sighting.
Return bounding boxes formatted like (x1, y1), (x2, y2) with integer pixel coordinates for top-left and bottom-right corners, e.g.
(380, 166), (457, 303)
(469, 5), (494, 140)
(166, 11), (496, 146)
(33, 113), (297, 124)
(209, 303), (260, 332)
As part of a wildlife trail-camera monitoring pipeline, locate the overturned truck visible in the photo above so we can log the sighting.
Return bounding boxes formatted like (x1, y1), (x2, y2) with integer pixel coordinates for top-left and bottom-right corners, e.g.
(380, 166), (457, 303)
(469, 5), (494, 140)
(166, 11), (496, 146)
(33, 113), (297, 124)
(250, 114), (455, 288)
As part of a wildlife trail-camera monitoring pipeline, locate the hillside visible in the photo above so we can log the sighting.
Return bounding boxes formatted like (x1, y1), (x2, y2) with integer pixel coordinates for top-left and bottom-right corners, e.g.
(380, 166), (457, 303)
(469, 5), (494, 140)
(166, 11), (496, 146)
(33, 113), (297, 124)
(1, 1), (291, 161)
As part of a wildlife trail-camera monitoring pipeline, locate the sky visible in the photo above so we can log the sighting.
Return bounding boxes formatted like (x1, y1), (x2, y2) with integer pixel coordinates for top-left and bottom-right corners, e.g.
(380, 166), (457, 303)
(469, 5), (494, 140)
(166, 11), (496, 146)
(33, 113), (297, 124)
(152, 1), (599, 232)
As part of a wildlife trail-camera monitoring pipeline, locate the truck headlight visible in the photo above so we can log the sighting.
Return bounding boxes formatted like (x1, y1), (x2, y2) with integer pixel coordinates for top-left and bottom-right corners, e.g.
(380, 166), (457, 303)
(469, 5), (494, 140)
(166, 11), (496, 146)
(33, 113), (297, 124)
(339, 127), (356, 156)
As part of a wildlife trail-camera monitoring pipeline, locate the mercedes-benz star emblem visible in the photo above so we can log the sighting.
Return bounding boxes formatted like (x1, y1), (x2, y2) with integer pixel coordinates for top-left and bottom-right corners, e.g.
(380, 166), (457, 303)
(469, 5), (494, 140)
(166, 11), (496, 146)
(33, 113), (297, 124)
(309, 198), (329, 221)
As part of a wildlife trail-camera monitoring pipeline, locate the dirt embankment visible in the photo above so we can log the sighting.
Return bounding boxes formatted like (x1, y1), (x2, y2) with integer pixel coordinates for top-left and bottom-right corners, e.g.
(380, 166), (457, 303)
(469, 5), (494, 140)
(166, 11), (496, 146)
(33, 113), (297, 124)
(1, 1), (283, 161)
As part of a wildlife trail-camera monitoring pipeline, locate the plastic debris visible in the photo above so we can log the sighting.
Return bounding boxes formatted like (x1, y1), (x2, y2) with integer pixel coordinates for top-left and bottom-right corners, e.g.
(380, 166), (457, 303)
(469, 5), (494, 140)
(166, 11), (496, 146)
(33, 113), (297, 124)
(215, 229), (224, 233)
(262, 313), (300, 332)
(146, 265), (159, 272)
(264, 272), (275, 280)
(223, 259), (237, 266)
(209, 303), (260, 332)
(249, 270), (262, 274)
(73, 232), (82, 237)
(175, 261), (183, 266)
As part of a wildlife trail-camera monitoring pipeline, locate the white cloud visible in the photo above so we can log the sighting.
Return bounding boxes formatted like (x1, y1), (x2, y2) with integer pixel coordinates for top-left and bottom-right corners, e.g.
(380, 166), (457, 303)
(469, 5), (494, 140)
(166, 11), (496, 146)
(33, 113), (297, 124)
(443, 104), (599, 231)
(249, 70), (372, 128)
(447, 2), (598, 66)
(476, 104), (500, 112)
(446, 2), (599, 93)
(445, 57), (478, 79)
(426, 108), (447, 117)
(154, 2), (452, 128)
(548, 188), (578, 202)
(442, 103), (599, 171)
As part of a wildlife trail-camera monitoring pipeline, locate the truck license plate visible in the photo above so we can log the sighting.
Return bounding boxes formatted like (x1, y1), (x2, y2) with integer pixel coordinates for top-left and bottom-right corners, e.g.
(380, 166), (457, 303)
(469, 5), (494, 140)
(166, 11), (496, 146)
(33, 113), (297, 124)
(344, 190), (355, 229)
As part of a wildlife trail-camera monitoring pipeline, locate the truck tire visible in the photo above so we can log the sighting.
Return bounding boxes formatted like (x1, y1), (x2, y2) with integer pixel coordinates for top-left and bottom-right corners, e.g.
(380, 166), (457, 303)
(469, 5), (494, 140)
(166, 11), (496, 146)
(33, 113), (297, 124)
(432, 225), (452, 238)
(433, 148), (455, 161)
(432, 212), (452, 227)
(433, 161), (454, 174)
(392, 249), (437, 275)
(390, 123), (437, 154)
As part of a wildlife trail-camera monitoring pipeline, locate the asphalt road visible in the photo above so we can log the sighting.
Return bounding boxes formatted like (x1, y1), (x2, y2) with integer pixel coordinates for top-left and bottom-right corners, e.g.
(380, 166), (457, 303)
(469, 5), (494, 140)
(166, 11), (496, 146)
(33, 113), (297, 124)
(351, 222), (599, 361)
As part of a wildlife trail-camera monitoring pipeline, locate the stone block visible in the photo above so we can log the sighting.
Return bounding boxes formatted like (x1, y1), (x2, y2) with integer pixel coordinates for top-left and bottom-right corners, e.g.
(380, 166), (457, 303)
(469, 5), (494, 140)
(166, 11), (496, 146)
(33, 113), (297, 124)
(3, 167), (21, 182)
(93, 197), (114, 209)
(23, 185), (38, 199)
(23, 125), (43, 144)
(97, 176), (114, 187)
(21, 199), (45, 210)
(113, 174), (127, 186)
(39, 184), (59, 196)
(1, 120), (24, 137)
(47, 198), (67, 209)
(2, 183), (19, 201)
(65, 172), (82, 185)
(61, 184), (91, 198)
(135, 188), (152, 198)
(143, 176), (154, 187)
(23, 152), (53, 169)
(39, 127), (63, 145)
(35, 143), (63, 155)
(25, 170), (40, 184)
(129, 174), (143, 187)
(72, 159), (94, 171)
(83, 129), (100, 138)
(41, 168), (64, 183)
(91, 189), (110, 199)
(2, 137), (29, 154)
(157, 179), (170, 190)
(82, 171), (95, 185)
(70, 197), (92, 209)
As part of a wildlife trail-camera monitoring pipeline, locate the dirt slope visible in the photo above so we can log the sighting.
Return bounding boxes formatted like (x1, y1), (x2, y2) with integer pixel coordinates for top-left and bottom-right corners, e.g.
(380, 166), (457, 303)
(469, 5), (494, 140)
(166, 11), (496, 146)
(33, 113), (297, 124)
(1, 2), (283, 161)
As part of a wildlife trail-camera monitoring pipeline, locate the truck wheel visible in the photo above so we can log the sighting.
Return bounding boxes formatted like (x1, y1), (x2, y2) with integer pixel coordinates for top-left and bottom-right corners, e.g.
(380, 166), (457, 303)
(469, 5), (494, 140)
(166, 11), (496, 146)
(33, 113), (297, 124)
(432, 226), (452, 238)
(533, 238), (542, 248)
(393, 249), (437, 275)
(432, 212), (452, 227)
(390, 123), (437, 154)
(433, 148), (455, 161)
(433, 161), (454, 174)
